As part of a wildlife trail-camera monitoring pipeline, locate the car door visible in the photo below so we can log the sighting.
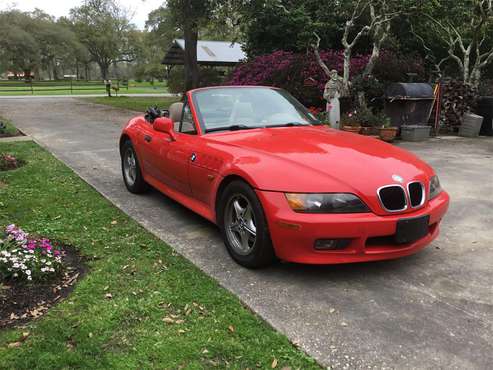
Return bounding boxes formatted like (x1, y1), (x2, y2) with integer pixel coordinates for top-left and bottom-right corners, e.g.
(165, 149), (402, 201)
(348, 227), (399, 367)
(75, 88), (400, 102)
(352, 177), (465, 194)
(159, 99), (197, 196)
(138, 119), (174, 186)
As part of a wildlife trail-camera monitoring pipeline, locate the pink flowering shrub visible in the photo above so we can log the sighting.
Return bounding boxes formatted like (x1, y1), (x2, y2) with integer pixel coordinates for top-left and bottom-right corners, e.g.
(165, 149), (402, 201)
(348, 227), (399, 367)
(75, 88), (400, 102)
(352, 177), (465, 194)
(228, 50), (369, 107)
(0, 153), (25, 171)
(0, 225), (63, 282)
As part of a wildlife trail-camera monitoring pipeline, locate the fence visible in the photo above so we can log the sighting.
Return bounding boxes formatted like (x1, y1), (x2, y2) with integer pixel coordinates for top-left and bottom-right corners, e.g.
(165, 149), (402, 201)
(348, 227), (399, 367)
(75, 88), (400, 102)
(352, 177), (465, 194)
(0, 80), (129, 95)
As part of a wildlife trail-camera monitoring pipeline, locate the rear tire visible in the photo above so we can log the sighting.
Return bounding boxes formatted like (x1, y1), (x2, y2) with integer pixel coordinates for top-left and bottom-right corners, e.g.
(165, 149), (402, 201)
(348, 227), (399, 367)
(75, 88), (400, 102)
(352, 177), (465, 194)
(121, 140), (148, 194)
(218, 180), (276, 268)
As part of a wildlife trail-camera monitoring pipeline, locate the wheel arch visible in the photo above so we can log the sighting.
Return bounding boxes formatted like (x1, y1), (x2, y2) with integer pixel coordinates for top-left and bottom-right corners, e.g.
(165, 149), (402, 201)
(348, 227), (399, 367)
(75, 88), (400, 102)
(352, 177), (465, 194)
(214, 174), (254, 220)
(119, 133), (131, 156)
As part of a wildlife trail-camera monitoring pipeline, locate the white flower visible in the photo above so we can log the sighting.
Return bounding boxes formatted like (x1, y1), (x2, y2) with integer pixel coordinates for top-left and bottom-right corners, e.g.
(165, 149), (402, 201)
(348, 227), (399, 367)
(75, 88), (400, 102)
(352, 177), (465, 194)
(25, 270), (31, 276)
(27, 276), (32, 281)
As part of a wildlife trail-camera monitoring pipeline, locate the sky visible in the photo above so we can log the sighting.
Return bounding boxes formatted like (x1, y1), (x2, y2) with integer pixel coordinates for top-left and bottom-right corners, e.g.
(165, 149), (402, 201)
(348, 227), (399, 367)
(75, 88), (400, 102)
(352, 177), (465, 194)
(1, 0), (165, 29)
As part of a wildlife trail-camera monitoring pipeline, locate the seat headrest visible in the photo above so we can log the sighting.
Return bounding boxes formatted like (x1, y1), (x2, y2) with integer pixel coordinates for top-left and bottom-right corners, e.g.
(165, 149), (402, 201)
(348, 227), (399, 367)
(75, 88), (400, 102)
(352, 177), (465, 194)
(169, 102), (184, 123)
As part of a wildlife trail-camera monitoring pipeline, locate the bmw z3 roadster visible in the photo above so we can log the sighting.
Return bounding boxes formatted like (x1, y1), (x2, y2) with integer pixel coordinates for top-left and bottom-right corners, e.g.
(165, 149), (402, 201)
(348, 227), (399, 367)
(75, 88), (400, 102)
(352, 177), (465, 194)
(120, 86), (449, 268)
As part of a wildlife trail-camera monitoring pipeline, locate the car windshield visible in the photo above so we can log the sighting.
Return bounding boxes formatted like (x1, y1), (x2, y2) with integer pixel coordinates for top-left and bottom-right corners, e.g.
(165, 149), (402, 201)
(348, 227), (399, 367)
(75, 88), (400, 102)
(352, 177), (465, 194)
(192, 87), (320, 133)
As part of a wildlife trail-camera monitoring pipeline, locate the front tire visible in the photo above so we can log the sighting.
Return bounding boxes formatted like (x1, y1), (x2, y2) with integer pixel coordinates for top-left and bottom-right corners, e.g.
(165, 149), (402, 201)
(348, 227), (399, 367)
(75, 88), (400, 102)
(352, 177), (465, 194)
(218, 181), (276, 268)
(121, 140), (148, 194)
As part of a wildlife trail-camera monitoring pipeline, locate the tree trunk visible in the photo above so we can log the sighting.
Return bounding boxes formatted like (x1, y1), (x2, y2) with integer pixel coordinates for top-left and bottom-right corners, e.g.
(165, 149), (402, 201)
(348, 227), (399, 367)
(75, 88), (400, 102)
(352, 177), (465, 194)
(343, 48), (351, 96)
(53, 64), (59, 81)
(364, 21), (390, 78)
(85, 63), (90, 81)
(363, 45), (380, 78)
(183, 21), (199, 91)
(98, 62), (109, 80)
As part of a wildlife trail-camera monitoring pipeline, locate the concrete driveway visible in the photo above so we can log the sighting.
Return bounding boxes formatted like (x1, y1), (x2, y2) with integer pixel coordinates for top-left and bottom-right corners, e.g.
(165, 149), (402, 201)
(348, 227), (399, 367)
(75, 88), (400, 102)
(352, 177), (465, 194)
(1, 97), (492, 369)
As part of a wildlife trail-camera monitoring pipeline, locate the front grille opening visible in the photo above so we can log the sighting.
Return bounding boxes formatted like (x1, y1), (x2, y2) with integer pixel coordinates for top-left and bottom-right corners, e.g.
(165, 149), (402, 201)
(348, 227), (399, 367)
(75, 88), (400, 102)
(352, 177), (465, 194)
(408, 182), (424, 207)
(378, 186), (406, 211)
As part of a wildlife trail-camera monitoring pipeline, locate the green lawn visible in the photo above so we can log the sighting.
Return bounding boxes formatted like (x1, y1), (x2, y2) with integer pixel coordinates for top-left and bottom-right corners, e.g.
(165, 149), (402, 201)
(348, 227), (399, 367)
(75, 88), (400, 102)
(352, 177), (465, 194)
(0, 141), (319, 369)
(85, 96), (180, 112)
(0, 81), (169, 96)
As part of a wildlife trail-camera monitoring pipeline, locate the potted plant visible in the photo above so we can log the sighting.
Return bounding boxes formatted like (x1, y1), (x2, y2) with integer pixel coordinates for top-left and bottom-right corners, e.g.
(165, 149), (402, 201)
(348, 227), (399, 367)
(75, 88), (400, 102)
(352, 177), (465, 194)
(340, 111), (362, 133)
(356, 106), (378, 135)
(378, 115), (398, 142)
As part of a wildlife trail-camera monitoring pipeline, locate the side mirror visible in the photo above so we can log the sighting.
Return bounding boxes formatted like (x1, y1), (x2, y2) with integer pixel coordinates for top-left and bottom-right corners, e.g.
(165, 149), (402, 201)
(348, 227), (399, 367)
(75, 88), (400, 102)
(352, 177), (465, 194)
(154, 117), (176, 141)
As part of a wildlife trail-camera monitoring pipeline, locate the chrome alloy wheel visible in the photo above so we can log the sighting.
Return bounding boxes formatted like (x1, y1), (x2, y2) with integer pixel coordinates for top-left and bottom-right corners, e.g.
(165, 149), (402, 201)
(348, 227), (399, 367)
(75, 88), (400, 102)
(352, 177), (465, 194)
(123, 148), (137, 186)
(225, 194), (257, 255)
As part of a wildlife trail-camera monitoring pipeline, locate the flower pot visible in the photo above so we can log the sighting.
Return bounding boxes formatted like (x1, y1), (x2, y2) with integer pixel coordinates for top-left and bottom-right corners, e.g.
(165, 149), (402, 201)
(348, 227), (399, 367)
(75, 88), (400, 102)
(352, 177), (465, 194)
(342, 126), (362, 134)
(360, 126), (376, 135)
(459, 113), (483, 137)
(379, 127), (398, 142)
(400, 125), (431, 141)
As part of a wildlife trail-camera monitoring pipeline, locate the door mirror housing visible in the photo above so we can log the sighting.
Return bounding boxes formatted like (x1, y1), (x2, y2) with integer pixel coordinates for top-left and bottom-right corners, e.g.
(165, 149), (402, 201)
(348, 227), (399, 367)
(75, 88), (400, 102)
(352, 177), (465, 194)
(154, 117), (176, 141)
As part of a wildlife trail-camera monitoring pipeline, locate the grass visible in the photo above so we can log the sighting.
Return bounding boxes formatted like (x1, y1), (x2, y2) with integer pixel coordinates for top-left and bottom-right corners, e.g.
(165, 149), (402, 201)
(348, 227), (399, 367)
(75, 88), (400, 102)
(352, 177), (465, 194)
(0, 141), (319, 369)
(0, 117), (21, 137)
(0, 81), (169, 96)
(85, 96), (181, 112)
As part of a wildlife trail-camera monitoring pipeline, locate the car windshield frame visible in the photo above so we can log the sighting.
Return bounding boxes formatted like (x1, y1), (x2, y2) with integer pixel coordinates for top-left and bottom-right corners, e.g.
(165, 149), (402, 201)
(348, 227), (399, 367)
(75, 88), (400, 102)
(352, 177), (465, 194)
(190, 87), (321, 134)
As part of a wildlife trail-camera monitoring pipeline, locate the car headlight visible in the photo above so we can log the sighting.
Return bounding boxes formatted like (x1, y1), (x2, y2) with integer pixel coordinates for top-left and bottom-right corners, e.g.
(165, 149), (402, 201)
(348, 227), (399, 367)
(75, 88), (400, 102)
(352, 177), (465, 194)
(285, 193), (370, 213)
(429, 175), (442, 200)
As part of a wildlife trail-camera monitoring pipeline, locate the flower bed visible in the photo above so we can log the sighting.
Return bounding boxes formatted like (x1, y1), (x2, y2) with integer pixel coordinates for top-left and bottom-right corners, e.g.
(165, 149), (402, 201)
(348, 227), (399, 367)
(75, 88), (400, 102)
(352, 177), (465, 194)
(0, 225), (85, 328)
(1, 225), (63, 282)
(0, 153), (25, 171)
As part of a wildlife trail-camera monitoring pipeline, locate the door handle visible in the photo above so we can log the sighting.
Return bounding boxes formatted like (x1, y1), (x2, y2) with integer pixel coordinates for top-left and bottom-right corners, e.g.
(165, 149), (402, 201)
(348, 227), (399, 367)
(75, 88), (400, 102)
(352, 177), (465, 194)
(144, 135), (152, 143)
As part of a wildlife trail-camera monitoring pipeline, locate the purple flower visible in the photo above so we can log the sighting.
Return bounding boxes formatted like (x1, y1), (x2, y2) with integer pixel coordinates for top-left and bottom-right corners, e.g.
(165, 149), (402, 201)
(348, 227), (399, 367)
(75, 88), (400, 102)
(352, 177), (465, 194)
(26, 241), (36, 250)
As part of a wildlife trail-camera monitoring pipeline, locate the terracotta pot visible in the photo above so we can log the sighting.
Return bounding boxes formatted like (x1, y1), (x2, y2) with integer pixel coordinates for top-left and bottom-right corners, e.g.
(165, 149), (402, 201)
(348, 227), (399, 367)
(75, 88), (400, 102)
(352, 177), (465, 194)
(360, 126), (376, 135)
(379, 127), (398, 142)
(342, 126), (362, 134)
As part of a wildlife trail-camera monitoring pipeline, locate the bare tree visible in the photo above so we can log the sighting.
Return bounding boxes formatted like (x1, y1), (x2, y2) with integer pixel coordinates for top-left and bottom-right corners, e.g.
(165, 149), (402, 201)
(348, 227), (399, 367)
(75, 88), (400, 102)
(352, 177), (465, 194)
(311, 0), (399, 98)
(418, 0), (493, 86)
(341, 0), (399, 93)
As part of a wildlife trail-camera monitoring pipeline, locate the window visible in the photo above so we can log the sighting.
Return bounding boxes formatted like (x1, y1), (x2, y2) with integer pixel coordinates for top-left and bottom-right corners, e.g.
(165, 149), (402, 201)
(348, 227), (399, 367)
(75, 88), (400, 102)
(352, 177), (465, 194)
(193, 87), (319, 133)
(179, 102), (197, 135)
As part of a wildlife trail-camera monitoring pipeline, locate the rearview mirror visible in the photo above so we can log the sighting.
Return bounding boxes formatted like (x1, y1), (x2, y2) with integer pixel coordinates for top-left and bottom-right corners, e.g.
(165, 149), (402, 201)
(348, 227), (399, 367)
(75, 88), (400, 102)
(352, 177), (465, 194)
(154, 117), (176, 141)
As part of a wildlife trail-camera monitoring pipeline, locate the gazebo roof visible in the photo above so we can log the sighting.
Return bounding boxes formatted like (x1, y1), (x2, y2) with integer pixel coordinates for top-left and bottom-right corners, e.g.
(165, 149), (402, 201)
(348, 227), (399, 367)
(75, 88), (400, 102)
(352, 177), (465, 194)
(161, 39), (246, 66)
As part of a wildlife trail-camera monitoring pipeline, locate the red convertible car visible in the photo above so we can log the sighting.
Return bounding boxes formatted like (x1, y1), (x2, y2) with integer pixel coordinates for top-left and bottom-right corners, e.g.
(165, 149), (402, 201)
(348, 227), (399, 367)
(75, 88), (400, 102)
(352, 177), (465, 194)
(120, 86), (449, 268)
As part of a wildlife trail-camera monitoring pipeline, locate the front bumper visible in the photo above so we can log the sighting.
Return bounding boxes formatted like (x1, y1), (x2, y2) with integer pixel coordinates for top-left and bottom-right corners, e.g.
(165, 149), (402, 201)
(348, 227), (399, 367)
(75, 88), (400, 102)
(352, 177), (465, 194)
(256, 190), (450, 264)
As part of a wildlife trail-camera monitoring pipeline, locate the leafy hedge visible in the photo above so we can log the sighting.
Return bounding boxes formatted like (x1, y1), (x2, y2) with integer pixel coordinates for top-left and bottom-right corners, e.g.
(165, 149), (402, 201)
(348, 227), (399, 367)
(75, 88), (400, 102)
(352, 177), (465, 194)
(228, 50), (427, 108)
(228, 50), (368, 107)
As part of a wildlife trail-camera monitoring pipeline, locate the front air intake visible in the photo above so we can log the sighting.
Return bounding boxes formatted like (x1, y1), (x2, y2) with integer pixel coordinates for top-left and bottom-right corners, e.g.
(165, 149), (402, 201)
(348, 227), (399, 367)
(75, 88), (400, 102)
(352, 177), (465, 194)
(378, 185), (407, 212)
(408, 181), (425, 208)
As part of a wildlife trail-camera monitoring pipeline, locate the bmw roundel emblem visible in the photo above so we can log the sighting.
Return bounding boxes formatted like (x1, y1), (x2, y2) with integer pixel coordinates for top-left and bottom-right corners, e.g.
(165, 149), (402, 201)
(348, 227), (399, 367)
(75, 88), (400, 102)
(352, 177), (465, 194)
(392, 174), (404, 183)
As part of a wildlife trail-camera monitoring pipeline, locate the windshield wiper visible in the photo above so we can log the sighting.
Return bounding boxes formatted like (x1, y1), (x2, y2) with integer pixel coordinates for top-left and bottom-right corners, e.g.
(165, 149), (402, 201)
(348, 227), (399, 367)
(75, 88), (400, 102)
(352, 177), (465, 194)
(266, 122), (308, 128)
(205, 124), (262, 133)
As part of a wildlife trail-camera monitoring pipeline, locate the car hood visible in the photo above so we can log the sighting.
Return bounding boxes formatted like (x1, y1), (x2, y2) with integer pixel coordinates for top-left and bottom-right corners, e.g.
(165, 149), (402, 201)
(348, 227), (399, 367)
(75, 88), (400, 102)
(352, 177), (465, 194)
(208, 126), (434, 214)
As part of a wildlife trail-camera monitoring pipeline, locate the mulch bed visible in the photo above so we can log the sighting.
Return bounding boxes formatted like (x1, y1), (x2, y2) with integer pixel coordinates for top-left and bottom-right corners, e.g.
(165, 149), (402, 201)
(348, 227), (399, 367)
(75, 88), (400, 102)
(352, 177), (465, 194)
(0, 131), (24, 139)
(0, 246), (87, 329)
(0, 155), (26, 172)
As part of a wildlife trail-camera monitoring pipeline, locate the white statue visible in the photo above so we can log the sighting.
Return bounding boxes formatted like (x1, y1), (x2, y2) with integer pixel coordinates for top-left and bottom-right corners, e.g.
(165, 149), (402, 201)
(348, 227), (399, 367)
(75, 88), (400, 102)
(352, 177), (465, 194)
(323, 70), (343, 129)
(312, 34), (344, 129)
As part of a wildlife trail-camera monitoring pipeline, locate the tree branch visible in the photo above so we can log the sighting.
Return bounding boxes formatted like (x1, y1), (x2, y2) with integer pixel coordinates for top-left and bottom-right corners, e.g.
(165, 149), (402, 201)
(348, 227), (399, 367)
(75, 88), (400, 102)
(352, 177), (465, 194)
(312, 32), (331, 78)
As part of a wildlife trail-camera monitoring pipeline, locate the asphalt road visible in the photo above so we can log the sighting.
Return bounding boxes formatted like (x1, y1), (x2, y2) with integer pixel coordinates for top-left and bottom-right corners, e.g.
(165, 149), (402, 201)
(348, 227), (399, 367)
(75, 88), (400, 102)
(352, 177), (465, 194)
(1, 97), (492, 369)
